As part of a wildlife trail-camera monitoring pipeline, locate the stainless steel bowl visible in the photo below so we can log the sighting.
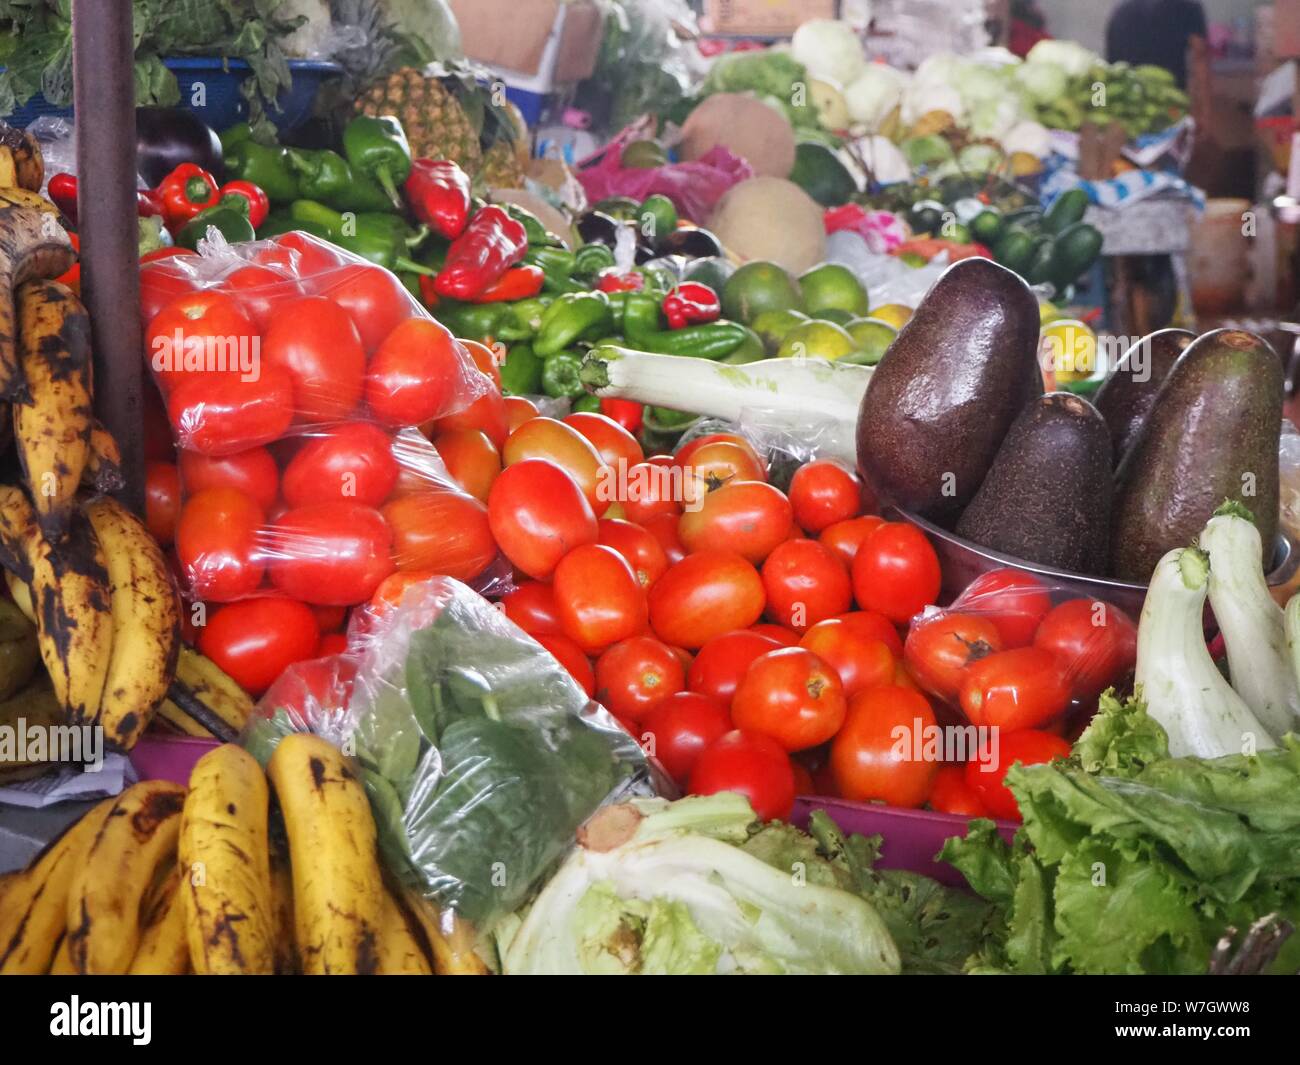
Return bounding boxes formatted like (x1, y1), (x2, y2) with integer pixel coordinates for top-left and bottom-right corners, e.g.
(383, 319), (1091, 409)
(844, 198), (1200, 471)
(889, 506), (1299, 619)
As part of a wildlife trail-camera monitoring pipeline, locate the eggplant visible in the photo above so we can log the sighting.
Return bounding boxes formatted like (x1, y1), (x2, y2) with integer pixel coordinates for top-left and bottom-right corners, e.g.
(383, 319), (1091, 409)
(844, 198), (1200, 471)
(136, 107), (223, 187)
(655, 226), (723, 260)
(575, 210), (622, 249)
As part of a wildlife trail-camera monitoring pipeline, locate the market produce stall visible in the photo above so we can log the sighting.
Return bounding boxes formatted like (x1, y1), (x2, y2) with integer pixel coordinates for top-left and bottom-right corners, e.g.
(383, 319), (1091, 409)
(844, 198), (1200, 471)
(0, 1), (1297, 989)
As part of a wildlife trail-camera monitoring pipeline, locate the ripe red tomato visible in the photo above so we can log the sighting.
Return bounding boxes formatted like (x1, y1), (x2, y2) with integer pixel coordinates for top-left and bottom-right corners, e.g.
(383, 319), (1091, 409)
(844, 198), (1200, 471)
(903, 611), (1004, 704)
(501, 581), (561, 636)
(261, 296), (366, 423)
(832, 611), (903, 657)
(677, 480), (794, 564)
(179, 446), (279, 513)
(504, 395), (539, 432)
(830, 685), (939, 808)
(365, 317), (467, 427)
(269, 501), (395, 605)
(641, 512), (686, 564)
(750, 623), (800, 647)
(594, 635), (685, 721)
(316, 632), (348, 657)
(144, 460), (180, 546)
(553, 544), (648, 654)
(761, 539), (852, 632)
(563, 411), (644, 469)
(433, 373), (509, 450)
(679, 440), (767, 504)
(599, 397), (643, 435)
(320, 263), (411, 352)
(819, 515), (885, 568)
(281, 423), (398, 509)
(502, 417), (607, 514)
(175, 487), (265, 601)
(964, 730), (1071, 821)
(146, 290), (257, 394)
(648, 551), (765, 649)
(198, 597), (320, 695)
(311, 604), (348, 632)
(597, 518), (669, 588)
(432, 428), (500, 502)
(1034, 598), (1138, 699)
(674, 432), (763, 471)
(534, 632), (594, 696)
(460, 339), (502, 390)
(271, 231), (345, 275)
(688, 730), (796, 821)
(959, 647), (1072, 731)
(850, 522), (941, 624)
(637, 691), (731, 787)
(928, 765), (990, 817)
(687, 629), (782, 705)
(620, 460), (683, 525)
(731, 647), (847, 752)
(382, 490), (495, 581)
(224, 264), (303, 330)
(487, 459), (597, 579)
(167, 365), (294, 456)
(953, 569), (1051, 648)
(139, 261), (198, 329)
(788, 459), (861, 533)
(799, 618), (896, 697)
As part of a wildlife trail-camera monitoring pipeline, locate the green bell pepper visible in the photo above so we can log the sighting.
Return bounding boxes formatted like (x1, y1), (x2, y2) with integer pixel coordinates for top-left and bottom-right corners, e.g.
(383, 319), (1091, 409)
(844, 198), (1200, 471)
(285, 149), (355, 210)
(224, 140), (299, 204)
(437, 301), (506, 342)
(219, 122), (254, 153)
(541, 350), (585, 399)
(496, 297), (552, 342)
(501, 342), (544, 394)
(503, 203), (554, 247)
(570, 393), (601, 414)
(621, 292), (661, 342)
(524, 245), (579, 288)
(176, 206), (255, 250)
(342, 115), (412, 209)
(288, 200), (434, 274)
(535, 291), (611, 357)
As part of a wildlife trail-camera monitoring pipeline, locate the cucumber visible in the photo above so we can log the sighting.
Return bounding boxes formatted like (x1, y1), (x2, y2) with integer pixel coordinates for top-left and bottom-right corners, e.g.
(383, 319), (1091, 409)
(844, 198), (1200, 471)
(1048, 222), (1104, 288)
(1044, 188), (1088, 235)
(993, 226), (1036, 275)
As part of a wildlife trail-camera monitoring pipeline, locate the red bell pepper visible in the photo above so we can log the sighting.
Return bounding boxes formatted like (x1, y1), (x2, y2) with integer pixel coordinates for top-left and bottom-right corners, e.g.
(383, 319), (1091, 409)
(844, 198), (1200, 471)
(48, 172), (164, 225)
(596, 269), (645, 293)
(469, 264), (545, 304)
(662, 282), (720, 330)
(433, 205), (528, 301)
(157, 163), (220, 231)
(218, 180), (269, 229)
(405, 159), (472, 240)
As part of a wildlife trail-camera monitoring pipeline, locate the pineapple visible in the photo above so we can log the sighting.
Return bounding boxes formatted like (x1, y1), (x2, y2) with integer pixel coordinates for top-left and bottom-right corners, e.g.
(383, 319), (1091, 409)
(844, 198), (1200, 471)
(479, 140), (527, 190)
(354, 67), (482, 176)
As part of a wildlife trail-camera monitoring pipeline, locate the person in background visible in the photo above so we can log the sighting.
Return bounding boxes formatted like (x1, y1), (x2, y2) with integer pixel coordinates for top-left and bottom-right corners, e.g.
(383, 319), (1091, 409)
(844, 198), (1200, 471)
(1105, 0), (1207, 87)
(1008, 0), (1050, 59)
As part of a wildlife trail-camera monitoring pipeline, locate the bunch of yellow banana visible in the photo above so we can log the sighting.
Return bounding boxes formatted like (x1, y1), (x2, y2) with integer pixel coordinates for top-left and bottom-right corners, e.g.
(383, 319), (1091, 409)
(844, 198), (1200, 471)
(1, 739), (487, 975)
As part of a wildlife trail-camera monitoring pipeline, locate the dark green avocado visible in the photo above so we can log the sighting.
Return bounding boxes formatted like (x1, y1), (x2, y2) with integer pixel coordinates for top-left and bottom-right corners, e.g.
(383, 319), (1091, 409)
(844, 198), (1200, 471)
(1091, 328), (1194, 467)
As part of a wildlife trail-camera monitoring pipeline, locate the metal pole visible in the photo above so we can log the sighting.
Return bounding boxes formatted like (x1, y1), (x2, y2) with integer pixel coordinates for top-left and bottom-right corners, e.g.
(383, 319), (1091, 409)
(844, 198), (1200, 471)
(72, 0), (143, 513)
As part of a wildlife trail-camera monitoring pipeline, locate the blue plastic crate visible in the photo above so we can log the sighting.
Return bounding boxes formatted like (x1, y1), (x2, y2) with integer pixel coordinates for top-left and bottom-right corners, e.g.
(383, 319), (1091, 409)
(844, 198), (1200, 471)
(6, 57), (339, 134)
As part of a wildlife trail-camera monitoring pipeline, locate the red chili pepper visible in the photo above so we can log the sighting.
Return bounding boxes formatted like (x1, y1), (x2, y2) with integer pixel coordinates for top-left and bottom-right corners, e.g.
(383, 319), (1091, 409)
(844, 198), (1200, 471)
(55, 232), (80, 291)
(48, 173), (78, 222)
(662, 281), (720, 330)
(405, 159), (472, 240)
(600, 398), (643, 434)
(469, 263), (545, 304)
(156, 163), (220, 231)
(596, 269), (645, 293)
(217, 180), (269, 229)
(433, 205), (528, 301)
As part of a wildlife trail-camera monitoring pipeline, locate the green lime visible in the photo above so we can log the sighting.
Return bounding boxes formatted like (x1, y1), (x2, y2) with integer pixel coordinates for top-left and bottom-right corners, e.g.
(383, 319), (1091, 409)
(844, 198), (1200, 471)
(637, 194), (678, 244)
(798, 262), (869, 317)
(776, 320), (858, 362)
(845, 317), (899, 365)
(622, 140), (668, 168)
(721, 260), (804, 325)
(970, 209), (1003, 243)
(752, 308), (811, 353)
(814, 307), (856, 325)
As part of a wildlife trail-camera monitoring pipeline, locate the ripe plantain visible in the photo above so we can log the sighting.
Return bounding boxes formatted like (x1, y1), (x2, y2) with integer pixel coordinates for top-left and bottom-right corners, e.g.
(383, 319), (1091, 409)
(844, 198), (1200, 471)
(82, 420), (125, 494)
(14, 279), (92, 537)
(161, 644), (255, 741)
(0, 125), (44, 190)
(48, 933), (75, 974)
(0, 797), (115, 973)
(0, 205), (77, 400)
(127, 869), (190, 975)
(66, 779), (186, 974)
(398, 884), (491, 975)
(377, 887), (433, 975)
(0, 485), (113, 724)
(84, 495), (180, 750)
(0, 187), (58, 216)
(268, 733), (385, 975)
(268, 825), (298, 974)
(179, 744), (275, 975)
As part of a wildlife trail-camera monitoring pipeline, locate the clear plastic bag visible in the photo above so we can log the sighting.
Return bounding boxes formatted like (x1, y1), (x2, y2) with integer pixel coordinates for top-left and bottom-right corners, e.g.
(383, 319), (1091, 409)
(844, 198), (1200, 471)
(144, 230), (501, 612)
(245, 577), (655, 933)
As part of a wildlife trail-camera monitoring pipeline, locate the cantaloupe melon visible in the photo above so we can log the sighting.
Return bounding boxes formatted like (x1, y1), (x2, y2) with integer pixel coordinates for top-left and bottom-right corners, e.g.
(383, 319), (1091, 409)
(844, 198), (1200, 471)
(709, 177), (827, 274)
(679, 93), (797, 178)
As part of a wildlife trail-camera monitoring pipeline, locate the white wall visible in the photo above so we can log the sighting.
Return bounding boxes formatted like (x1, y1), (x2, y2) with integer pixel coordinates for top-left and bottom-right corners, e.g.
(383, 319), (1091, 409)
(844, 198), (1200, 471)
(1037, 0), (1267, 53)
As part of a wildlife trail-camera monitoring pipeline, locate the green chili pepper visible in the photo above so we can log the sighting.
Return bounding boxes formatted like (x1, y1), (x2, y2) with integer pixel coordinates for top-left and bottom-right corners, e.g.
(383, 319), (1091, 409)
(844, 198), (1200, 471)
(285, 148), (355, 210)
(621, 292), (662, 341)
(502, 203), (553, 247)
(223, 140), (299, 204)
(541, 350), (585, 399)
(496, 296), (552, 342)
(605, 290), (629, 330)
(524, 245), (577, 282)
(176, 206), (256, 250)
(219, 122), (253, 153)
(719, 325), (765, 365)
(500, 342), (544, 395)
(288, 200), (434, 274)
(570, 393), (601, 414)
(437, 301), (506, 342)
(572, 242), (616, 279)
(534, 291), (611, 357)
(633, 321), (748, 360)
(342, 115), (412, 209)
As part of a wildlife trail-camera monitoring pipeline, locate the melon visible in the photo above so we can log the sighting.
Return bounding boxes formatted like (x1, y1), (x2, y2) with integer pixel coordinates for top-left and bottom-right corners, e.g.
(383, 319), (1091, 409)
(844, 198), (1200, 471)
(679, 93), (797, 178)
(709, 177), (827, 274)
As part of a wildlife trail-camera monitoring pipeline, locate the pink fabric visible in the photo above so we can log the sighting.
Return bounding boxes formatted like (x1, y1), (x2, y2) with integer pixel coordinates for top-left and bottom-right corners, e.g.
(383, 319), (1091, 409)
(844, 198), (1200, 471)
(577, 141), (754, 224)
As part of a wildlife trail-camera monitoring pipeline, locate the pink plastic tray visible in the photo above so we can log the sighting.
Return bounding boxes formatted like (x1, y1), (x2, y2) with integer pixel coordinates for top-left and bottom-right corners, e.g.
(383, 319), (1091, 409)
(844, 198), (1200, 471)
(129, 734), (219, 786)
(791, 797), (1016, 889)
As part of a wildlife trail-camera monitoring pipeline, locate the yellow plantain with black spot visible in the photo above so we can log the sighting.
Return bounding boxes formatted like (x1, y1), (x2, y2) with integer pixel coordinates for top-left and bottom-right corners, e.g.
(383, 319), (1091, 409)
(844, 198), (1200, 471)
(82, 420), (125, 494)
(0, 485), (113, 726)
(158, 644), (255, 741)
(84, 494), (180, 750)
(0, 124), (44, 190)
(14, 279), (93, 538)
(0, 205), (76, 401)
(127, 866), (190, 975)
